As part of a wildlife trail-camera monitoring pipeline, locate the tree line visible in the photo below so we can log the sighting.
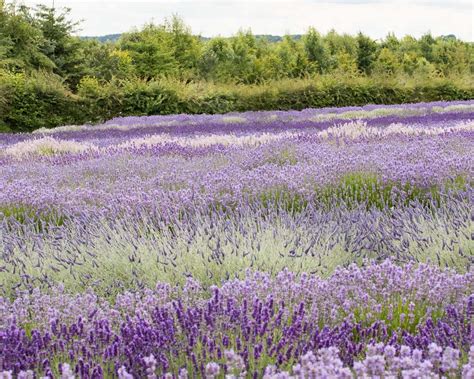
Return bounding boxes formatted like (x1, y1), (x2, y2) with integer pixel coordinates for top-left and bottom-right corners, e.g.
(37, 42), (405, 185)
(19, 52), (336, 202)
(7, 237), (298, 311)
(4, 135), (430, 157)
(0, 1), (473, 132)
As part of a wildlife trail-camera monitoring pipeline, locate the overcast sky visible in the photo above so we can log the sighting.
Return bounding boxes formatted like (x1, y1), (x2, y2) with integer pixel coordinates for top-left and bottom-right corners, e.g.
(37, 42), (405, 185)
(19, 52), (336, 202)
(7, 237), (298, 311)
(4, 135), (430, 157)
(12, 0), (474, 41)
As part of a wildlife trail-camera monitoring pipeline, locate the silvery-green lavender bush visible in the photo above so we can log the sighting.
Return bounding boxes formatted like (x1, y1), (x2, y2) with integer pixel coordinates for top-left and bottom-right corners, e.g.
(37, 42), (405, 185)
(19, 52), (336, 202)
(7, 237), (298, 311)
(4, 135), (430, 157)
(1, 196), (472, 297)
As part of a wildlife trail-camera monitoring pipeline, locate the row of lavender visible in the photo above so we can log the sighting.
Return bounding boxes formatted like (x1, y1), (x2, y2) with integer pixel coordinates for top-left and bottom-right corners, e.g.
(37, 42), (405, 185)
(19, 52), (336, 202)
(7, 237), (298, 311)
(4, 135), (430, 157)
(0, 101), (473, 377)
(1, 100), (473, 150)
(1, 261), (473, 378)
(1, 196), (472, 298)
(0, 103), (473, 216)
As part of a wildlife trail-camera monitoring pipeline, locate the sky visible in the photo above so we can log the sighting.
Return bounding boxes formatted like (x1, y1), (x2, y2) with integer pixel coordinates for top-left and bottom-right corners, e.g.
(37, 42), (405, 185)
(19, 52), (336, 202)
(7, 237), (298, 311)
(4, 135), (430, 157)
(12, 0), (474, 41)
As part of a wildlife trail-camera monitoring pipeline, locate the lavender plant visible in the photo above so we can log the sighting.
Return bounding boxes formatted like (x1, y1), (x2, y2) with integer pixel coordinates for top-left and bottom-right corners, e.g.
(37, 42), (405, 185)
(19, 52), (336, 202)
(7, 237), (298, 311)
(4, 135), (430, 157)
(0, 261), (473, 377)
(0, 101), (473, 378)
(1, 196), (472, 297)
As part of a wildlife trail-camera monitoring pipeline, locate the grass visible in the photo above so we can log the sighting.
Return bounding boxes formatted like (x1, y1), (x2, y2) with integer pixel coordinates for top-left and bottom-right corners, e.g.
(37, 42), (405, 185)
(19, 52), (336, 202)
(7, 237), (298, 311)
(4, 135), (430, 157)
(0, 204), (67, 230)
(254, 173), (470, 213)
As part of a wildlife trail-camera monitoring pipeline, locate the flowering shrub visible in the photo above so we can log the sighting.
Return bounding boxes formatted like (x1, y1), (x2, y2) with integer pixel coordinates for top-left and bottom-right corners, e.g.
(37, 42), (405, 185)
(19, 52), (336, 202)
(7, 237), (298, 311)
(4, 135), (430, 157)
(1, 261), (473, 377)
(3, 137), (97, 158)
(0, 101), (473, 378)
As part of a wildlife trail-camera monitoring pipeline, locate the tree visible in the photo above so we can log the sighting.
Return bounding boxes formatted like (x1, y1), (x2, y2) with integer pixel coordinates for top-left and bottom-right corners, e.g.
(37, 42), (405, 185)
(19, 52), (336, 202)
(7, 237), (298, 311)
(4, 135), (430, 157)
(419, 33), (435, 62)
(82, 41), (135, 81)
(432, 39), (469, 76)
(399, 36), (420, 57)
(380, 32), (400, 52)
(228, 30), (259, 83)
(0, 1), (53, 71)
(324, 30), (358, 71)
(274, 35), (309, 78)
(303, 27), (328, 74)
(119, 24), (179, 79)
(163, 15), (201, 76)
(334, 52), (359, 77)
(33, 5), (86, 87)
(356, 32), (377, 74)
(401, 52), (420, 75)
(0, 1), (12, 66)
(199, 37), (234, 81)
(412, 56), (437, 78)
(373, 48), (399, 76)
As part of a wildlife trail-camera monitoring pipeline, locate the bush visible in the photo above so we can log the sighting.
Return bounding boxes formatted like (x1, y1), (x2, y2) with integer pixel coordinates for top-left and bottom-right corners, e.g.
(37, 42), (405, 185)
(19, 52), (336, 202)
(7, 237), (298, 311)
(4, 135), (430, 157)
(1, 73), (473, 133)
(174, 76), (473, 114)
(0, 70), (86, 132)
(76, 76), (123, 122)
(122, 79), (181, 115)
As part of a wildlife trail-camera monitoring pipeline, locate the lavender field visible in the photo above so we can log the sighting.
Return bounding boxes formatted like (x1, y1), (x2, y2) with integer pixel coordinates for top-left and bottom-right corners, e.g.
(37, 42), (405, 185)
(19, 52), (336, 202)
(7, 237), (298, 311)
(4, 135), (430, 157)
(1, 101), (474, 378)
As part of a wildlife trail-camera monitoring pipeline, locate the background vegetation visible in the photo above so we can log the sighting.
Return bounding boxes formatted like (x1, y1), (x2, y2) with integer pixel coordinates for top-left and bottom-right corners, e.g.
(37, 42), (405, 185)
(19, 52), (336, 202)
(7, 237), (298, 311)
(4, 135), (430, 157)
(0, 0), (473, 132)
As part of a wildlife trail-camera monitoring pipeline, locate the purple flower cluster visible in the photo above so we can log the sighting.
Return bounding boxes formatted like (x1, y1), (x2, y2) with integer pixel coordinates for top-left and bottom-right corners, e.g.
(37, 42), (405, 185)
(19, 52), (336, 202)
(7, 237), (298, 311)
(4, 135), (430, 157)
(4, 345), (474, 378)
(217, 344), (474, 378)
(1, 261), (473, 377)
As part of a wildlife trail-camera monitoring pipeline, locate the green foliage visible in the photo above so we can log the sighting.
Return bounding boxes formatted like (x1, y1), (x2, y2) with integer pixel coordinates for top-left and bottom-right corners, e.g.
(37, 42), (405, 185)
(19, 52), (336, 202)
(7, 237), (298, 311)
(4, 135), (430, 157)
(0, 1), (54, 71)
(76, 76), (121, 121)
(433, 38), (472, 76)
(274, 35), (310, 78)
(164, 14), (201, 74)
(373, 48), (400, 76)
(199, 37), (235, 81)
(2, 71), (473, 132)
(119, 24), (179, 79)
(419, 33), (435, 62)
(0, 69), (85, 131)
(81, 41), (135, 81)
(0, 1), (473, 132)
(33, 5), (84, 87)
(121, 78), (181, 115)
(356, 32), (377, 74)
(116, 16), (201, 80)
(77, 75), (181, 121)
(303, 27), (328, 74)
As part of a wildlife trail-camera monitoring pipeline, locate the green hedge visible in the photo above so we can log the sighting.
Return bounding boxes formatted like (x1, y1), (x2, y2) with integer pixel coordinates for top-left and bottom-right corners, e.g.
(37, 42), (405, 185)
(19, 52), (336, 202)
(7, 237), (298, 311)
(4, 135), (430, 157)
(1, 72), (473, 133)
(0, 71), (88, 132)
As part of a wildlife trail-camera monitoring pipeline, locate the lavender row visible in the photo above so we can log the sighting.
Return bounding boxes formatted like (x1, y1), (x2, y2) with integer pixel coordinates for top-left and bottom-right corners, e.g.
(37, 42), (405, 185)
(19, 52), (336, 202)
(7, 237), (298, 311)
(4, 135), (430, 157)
(0, 100), (472, 218)
(5, 345), (474, 378)
(1, 133), (473, 217)
(1, 261), (473, 377)
(0, 100), (472, 147)
(1, 193), (473, 298)
(0, 101), (473, 377)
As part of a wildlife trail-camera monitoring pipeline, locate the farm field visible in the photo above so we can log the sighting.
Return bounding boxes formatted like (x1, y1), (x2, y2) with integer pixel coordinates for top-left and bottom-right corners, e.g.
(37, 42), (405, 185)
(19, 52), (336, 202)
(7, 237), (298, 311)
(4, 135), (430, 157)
(1, 100), (474, 378)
